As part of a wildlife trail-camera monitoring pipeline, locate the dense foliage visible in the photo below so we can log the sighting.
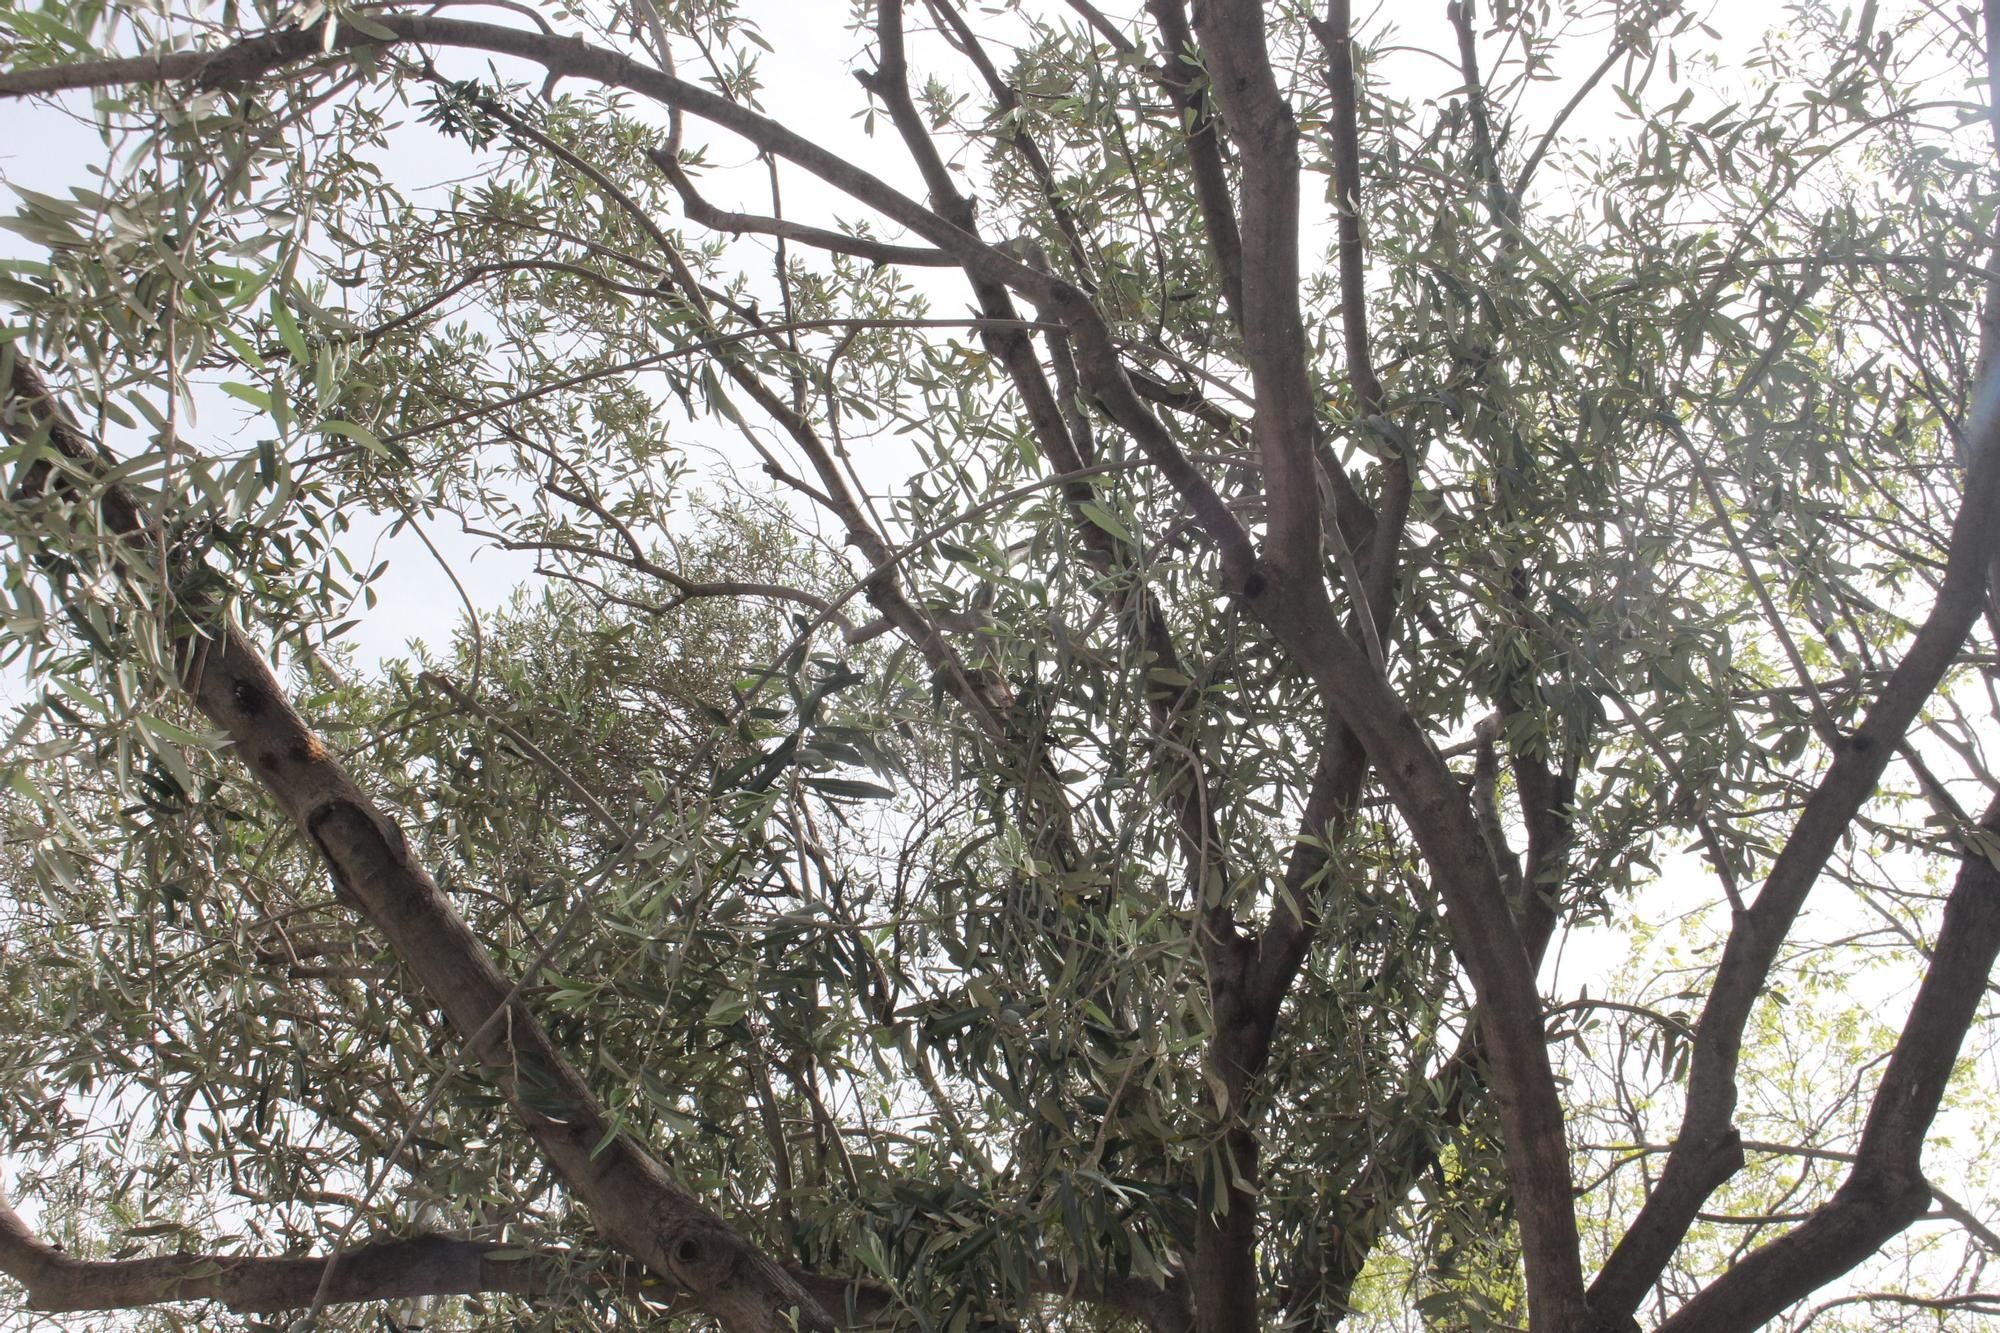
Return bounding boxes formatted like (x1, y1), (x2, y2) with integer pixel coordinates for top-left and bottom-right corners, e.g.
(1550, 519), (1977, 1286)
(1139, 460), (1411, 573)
(0, 1), (1998, 1330)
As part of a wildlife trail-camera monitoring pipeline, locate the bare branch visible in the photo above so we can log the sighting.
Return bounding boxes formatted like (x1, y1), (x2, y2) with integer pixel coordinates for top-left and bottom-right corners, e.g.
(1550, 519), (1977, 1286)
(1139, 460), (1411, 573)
(647, 148), (954, 267)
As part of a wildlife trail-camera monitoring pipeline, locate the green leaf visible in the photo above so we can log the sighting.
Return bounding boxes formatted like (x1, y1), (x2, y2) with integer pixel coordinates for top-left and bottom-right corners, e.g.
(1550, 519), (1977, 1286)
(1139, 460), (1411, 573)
(220, 381), (272, 411)
(270, 292), (309, 364)
(1077, 500), (1133, 543)
(320, 418), (389, 457)
(804, 776), (896, 800)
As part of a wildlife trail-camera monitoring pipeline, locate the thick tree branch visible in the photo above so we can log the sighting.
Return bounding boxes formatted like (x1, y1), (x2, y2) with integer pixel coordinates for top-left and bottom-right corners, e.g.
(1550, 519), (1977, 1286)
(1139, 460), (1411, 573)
(1187, 0), (1322, 588)
(1313, 756), (1575, 1323)
(1248, 570), (1592, 1331)
(1, 358), (837, 1333)
(858, 14), (1366, 1324)
(0, 1195), (580, 1315)
(1653, 796), (2000, 1332)
(1589, 378), (2000, 1322)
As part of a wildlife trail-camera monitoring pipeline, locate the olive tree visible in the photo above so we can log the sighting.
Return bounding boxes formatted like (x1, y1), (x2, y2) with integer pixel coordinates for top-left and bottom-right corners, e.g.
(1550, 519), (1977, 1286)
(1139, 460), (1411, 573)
(0, 1), (1997, 1331)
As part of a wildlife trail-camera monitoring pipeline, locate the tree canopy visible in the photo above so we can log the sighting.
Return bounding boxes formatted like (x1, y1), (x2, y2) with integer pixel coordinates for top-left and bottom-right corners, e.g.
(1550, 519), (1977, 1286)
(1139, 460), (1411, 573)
(0, 1), (1998, 1330)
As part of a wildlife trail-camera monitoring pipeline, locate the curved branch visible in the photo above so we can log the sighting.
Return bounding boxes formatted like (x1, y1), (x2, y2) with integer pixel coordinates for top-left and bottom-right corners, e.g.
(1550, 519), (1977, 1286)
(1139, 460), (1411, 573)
(0, 16), (1052, 296)
(646, 148), (954, 267)
(0, 9), (1261, 592)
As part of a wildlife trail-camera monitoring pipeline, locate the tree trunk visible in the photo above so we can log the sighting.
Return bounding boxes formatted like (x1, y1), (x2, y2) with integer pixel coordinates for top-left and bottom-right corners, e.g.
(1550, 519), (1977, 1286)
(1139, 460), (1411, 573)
(1190, 1125), (1261, 1332)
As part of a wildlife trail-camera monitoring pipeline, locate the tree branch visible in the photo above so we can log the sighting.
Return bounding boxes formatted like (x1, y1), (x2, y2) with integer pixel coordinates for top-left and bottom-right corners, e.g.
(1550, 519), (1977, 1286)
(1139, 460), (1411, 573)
(1309, 2), (1406, 623)
(923, 0), (1096, 283)
(1654, 796), (2000, 1332)
(1144, 0), (1245, 324)
(1, 357), (837, 1333)
(1246, 578), (1592, 1328)
(1589, 371), (2000, 1323)
(1187, 0), (1322, 587)
(0, 8), (1264, 594)
(0, 1194), (583, 1315)
(862, 0), (1240, 901)
(646, 148), (955, 267)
